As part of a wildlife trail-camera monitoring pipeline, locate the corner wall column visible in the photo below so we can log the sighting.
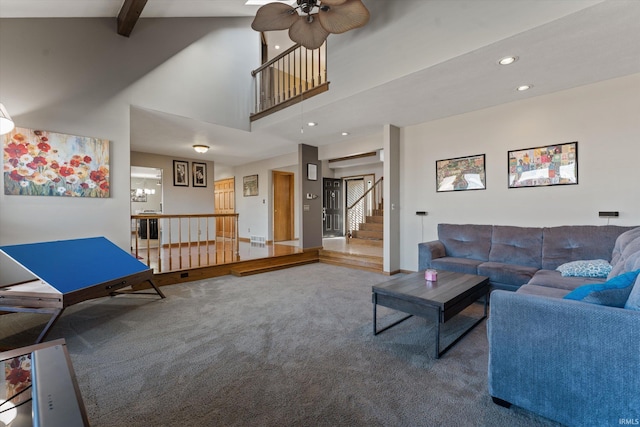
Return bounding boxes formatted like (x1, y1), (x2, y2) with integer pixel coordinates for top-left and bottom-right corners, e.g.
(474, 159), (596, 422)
(383, 124), (401, 273)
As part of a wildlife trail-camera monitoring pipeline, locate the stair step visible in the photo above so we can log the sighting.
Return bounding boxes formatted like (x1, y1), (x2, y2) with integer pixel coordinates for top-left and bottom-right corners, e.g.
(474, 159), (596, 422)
(352, 230), (383, 239)
(359, 222), (383, 231)
(230, 259), (317, 277)
(348, 237), (383, 247)
(366, 215), (383, 224)
(319, 249), (382, 272)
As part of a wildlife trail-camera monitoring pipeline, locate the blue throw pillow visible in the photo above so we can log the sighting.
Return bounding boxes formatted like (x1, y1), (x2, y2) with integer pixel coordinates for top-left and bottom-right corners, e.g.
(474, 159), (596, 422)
(563, 269), (640, 307)
(556, 259), (612, 278)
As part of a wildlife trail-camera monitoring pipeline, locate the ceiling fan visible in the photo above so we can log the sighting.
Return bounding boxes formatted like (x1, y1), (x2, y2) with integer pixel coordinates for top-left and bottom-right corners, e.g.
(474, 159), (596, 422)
(251, 0), (370, 50)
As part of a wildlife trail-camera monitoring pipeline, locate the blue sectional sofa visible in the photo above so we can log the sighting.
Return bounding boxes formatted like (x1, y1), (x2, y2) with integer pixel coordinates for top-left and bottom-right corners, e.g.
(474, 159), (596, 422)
(419, 223), (640, 426)
(418, 223), (635, 292)
(488, 226), (640, 426)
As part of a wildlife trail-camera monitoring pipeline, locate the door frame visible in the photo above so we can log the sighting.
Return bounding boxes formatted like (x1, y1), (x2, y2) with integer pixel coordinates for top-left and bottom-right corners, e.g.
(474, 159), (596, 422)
(272, 170), (294, 242)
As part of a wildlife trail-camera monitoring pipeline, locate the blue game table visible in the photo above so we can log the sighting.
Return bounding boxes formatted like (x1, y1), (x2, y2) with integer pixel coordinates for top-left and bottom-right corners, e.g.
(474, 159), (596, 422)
(0, 237), (165, 343)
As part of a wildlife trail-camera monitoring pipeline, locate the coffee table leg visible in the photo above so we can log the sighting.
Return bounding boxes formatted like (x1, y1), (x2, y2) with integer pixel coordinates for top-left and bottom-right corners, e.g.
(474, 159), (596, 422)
(434, 308), (441, 359)
(436, 291), (489, 358)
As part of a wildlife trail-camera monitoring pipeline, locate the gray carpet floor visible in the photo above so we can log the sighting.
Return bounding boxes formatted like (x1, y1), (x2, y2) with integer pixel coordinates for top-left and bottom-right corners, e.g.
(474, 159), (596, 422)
(1, 263), (561, 426)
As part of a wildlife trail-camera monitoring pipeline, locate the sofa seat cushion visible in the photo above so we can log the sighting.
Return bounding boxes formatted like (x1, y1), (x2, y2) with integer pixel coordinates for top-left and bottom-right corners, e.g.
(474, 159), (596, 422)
(478, 262), (538, 288)
(430, 257), (482, 275)
(528, 269), (605, 291)
(563, 269), (640, 307)
(489, 226), (542, 268)
(516, 284), (571, 299)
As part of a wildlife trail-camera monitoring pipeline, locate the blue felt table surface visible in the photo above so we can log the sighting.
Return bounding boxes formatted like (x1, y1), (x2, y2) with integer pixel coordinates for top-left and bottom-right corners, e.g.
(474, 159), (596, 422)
(0, 237), (149, 294)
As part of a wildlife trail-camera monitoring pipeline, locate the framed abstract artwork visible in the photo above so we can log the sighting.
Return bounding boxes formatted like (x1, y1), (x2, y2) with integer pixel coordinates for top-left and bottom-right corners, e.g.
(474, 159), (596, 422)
(173, 160), (188, 187)
(436, 154), (486, 192)
(192, 162), (206, 187)
(508, 141), (577, 188)
(3, 127), (110, 197)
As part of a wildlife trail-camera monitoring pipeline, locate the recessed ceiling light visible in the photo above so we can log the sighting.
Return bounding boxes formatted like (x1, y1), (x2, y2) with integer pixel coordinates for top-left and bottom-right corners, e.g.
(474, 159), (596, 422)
(275, 45), (280, 50)
(307, 122), (317, 127)
(341, 132), (349, 136)
(498, 56), (518, 65)
(517, 84), (533, 91)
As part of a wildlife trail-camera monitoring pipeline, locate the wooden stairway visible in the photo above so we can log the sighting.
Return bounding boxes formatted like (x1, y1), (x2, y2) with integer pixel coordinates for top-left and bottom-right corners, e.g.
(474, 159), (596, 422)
(349, 207), (383, 247)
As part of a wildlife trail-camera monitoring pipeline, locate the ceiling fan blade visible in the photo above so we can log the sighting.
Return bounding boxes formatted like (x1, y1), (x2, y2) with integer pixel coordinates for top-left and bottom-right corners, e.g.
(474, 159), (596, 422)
(251, 3), (298, 32)
(318, 0), (370, 34)
(319, 0), (348, 5)
(289, 15), (330, 50)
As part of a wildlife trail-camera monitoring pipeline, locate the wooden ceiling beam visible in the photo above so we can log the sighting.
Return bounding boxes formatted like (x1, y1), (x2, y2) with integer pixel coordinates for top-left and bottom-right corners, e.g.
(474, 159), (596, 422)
(117, 0), (148, 37)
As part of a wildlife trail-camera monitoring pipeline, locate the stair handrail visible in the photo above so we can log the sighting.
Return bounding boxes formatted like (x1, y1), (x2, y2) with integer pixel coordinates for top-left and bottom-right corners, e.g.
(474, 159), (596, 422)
(251, 43), (302, 76)
(346, 177), (383, 211)
(346, 177), (383, 242)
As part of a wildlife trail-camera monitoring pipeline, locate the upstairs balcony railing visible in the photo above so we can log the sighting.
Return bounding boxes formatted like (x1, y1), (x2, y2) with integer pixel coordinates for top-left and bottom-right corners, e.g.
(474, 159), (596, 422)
(251, 42), (329, 120)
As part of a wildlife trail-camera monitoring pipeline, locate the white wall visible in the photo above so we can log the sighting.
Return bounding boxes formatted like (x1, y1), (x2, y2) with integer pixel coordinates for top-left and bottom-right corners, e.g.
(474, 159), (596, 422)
(234, 152), (298, 241)
(400, 73), (640, 272)
(0, 17), (258, 250)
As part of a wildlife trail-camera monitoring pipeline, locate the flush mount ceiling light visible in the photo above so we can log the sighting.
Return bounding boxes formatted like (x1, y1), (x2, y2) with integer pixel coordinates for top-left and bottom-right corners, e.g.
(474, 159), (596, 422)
(517, 84), (533, 92)
(0, 103), (15, 135)
(251, 0), (370, 50)
(307, 122), (317, 126)
(193, 145), (210, 153)
(498, 56), (518, 65)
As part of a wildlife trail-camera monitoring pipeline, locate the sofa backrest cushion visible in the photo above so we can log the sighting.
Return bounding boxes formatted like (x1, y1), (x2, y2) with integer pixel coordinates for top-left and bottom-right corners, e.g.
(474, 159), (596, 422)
(542, 225), (634, 270)
(438, 223), (492, 261)
(489, 225), (542, 268)
(609, 229), (640, 278)
(610, 227), (640, 270)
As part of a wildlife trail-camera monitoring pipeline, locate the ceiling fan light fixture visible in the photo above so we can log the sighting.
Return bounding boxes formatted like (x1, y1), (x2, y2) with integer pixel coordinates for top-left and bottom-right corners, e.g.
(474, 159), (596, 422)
(251, 3), (298, 31)
(289, 15), (330, 49)
(317, 0), (369, 34)
(193, 145), (210, 153)
(252, 0), (370, 50)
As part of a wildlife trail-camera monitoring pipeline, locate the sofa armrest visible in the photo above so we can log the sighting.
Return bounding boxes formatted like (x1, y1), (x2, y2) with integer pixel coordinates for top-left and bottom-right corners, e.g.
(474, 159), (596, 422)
(488, 290), (640, 426)
(418, 240), (445, 270)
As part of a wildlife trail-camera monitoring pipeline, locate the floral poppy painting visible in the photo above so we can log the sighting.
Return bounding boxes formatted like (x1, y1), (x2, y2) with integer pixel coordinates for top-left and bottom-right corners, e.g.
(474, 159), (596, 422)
(3, 127), (110, 197)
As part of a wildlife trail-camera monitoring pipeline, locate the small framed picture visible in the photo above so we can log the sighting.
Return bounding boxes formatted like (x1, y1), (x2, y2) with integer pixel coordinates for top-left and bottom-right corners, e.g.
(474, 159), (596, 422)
(436, 154), (486, 192)
(192, 162), (207, 187)
(307, 163), (318, 181)
(243, 174), (258, 196)
(173, 160), (189, 187)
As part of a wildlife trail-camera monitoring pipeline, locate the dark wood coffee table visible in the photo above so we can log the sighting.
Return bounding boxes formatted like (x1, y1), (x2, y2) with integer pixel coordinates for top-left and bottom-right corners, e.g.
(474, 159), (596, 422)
(372, 270), (489, 358)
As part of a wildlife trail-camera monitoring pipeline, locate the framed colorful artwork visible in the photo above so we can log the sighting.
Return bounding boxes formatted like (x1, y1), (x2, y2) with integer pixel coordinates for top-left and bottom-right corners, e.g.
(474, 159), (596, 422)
(173, 160), (188, 187)
(508, 141), (578, 188)
(436, 154), (486, 192)
(3, 127), (110, 197)
(243, 174), (258, 196)
(192, 162), (206, 187)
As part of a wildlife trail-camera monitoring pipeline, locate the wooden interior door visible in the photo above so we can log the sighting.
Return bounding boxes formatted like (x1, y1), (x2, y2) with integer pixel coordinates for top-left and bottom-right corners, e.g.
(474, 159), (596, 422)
(214, 177), (235, 238)
(273, 171), (294, 242)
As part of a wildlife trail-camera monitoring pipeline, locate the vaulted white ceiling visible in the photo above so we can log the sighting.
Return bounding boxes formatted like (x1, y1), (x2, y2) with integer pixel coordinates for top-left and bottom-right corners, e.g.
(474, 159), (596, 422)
(2, 0), (639, 166)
